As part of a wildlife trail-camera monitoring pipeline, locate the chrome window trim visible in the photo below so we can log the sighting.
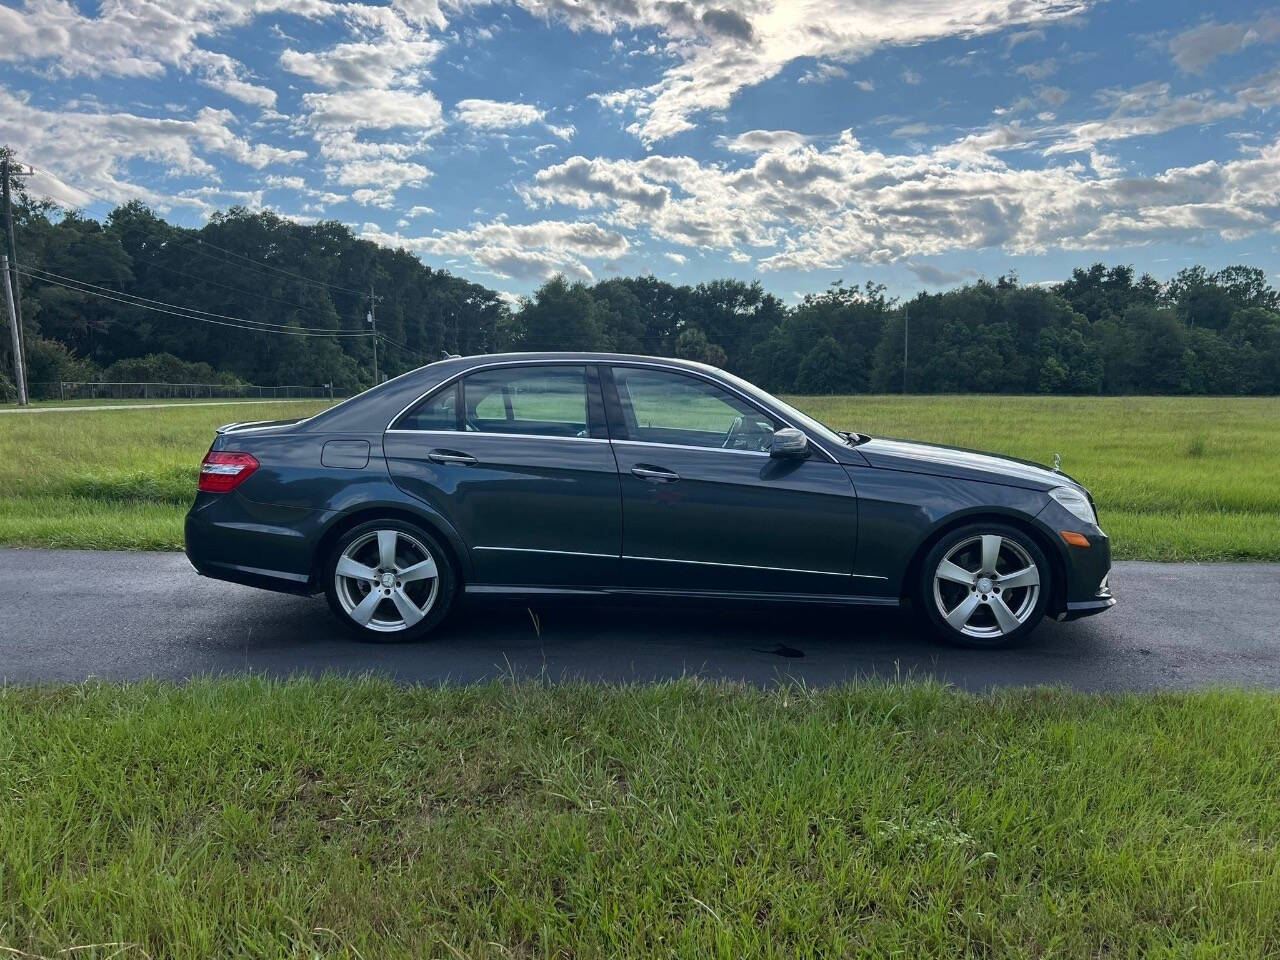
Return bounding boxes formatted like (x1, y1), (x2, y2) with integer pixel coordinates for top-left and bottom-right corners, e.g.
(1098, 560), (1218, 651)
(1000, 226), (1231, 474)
(384, 358), (838, 463)
(611, 438), (769, 458)
(385, 428), (610, 444)
(473, 546), (618, 558)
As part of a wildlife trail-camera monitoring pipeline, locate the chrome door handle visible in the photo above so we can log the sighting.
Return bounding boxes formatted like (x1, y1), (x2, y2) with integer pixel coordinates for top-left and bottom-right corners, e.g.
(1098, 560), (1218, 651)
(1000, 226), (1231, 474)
(631, 464), (680, 482)
(428, 449), (477, 465)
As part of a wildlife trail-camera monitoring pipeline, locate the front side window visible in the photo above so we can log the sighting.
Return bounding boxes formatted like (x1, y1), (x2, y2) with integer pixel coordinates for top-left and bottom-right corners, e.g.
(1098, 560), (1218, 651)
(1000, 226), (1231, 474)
(612, 367), (778, 451)
(463, 365), (589, 438)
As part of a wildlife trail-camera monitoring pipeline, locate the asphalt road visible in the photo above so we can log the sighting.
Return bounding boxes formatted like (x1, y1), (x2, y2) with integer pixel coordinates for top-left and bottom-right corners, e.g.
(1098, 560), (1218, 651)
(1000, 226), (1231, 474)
(1, 549), (1276, 691)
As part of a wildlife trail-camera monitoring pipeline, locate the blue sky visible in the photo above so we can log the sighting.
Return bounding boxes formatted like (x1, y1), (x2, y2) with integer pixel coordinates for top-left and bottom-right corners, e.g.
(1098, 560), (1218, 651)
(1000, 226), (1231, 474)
(1, 0), (1278, 302)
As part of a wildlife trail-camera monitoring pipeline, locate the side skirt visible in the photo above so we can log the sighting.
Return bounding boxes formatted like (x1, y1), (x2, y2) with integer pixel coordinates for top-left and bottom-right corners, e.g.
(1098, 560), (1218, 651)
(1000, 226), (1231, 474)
(463, 584), (899, 607)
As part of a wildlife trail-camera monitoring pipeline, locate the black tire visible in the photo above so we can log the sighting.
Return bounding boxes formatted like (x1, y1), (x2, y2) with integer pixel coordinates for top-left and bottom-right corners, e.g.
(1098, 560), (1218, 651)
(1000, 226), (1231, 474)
(323, 519), (456, 642)
(917, 522), (1050, 648)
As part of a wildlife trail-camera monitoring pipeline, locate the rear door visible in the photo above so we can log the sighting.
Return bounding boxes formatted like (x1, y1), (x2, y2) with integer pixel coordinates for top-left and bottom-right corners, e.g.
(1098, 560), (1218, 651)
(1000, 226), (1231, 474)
(604, 364), (859, 596)
(384, 363), (622, 588)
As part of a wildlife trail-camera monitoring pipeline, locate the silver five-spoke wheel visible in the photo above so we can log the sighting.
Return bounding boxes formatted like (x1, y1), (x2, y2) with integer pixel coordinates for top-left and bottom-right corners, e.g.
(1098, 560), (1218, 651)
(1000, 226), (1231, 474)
(931, 534), (1041, 641)
(334, 529), (440, 634)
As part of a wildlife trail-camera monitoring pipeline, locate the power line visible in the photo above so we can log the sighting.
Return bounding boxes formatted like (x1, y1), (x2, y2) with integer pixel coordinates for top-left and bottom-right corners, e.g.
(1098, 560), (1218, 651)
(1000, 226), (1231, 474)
(15, 269), (376, 339)
(376, 333), (431, 364)
(20, 263), (360, 333)
(193, 237), (369, 297)
(136, 253), (334, 315)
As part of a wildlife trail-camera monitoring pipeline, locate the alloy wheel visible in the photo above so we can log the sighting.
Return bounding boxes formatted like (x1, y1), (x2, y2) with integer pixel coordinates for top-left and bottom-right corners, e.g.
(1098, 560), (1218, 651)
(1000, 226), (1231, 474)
(334, 529), (440, 633)
(931, 534), (1041, 640)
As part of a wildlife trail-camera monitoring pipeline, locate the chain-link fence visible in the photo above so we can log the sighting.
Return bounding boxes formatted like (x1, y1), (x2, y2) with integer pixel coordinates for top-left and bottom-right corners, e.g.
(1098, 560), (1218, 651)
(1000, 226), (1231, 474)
(2, 381), (335, 404)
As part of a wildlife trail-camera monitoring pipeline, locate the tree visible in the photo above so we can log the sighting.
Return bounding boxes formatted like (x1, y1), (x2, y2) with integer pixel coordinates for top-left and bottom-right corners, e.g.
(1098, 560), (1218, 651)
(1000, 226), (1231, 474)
(674, 326), (727, 367)
(795, 337), (854, 394)
(3, 144), (1277, 399)
(514, 276), (610, 351)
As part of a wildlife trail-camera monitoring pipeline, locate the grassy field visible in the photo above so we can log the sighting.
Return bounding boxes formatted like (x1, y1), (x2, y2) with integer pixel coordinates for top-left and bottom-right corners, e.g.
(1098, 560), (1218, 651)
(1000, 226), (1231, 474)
(0, 400), (331, 550)
(1, 678), (1277, 958)
(0, 395), (1275, 559)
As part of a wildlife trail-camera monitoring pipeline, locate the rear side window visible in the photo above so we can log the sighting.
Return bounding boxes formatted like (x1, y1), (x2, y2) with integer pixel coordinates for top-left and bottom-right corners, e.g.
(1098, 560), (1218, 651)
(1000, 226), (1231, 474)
(463, 366), (589, 438)
(395, 382), (459, 431)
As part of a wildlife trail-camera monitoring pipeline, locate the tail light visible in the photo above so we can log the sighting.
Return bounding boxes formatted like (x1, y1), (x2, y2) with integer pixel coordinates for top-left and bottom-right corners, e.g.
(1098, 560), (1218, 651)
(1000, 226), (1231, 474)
(199, 451), (259, 493)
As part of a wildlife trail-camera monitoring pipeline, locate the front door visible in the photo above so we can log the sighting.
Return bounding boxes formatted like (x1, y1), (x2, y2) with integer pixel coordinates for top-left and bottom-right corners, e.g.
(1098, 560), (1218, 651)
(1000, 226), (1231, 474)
(384, 363), (621, 587)
(604, 364), (859, 596)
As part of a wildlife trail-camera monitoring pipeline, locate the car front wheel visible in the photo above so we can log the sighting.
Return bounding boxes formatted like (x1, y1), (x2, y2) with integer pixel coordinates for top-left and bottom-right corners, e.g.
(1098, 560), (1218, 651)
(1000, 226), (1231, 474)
(919, 523), (1050, 648)
(323, 520), (456, 642)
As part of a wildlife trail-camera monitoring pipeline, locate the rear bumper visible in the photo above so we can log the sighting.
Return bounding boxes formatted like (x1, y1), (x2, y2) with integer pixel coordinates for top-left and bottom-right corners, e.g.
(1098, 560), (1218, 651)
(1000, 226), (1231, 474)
(184, 491), (331, 595)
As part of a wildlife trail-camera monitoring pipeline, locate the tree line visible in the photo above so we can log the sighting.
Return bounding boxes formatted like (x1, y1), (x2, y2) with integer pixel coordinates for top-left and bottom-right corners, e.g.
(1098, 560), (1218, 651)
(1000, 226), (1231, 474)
(3, 182), (1278, 399)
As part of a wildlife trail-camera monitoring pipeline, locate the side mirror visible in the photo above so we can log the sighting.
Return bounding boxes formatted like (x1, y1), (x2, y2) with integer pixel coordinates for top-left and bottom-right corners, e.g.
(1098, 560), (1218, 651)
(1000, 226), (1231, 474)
(770, 427), (809, 459)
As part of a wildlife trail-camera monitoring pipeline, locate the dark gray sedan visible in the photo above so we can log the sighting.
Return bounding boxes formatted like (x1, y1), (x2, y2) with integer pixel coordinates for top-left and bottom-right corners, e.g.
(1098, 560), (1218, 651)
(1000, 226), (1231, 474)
(185, 353), (1114, 647)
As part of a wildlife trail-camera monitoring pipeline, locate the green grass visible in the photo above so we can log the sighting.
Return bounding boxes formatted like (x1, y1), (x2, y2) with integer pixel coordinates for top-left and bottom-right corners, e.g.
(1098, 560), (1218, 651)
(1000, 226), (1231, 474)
(0, 395), (1275, 559)
(1, 677), (1278, 958)
(790, 394), (1280, 561)
(0, 400), (331, 550)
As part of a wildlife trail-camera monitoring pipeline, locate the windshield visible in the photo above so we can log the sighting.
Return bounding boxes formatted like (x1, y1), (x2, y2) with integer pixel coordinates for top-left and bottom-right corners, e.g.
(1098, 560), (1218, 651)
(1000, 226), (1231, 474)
(714, 368), (859, 448)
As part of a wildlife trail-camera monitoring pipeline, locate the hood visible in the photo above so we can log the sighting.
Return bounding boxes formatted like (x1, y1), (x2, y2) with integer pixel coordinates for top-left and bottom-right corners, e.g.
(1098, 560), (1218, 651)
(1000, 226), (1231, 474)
(856, 437), (1078, 491)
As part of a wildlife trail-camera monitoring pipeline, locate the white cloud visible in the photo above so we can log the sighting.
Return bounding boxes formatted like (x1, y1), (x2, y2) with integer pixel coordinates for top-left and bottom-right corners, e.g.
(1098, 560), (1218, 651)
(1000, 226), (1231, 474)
(798, 62), (847, 85)
(890, 122), (936, 138)
(719, 130), (811, 153)
(303, 88), (446, 133)
(664, 251), (688, 264)
(281, 38), (443, 88)
(332, 159), (431, 188)
(454, 99), (575, 141)
(552, 0), (1096, 143)
(0, 0), (321, 105)
(359, 218), (630, 282)
(1006, 28), (1045, 49)
(517, 128), (1280, 271)
(0, 89), (305, 211)
(1015, 58), (1058, 81)
(1169, 16), (1280, 74)
(1045, 82), (1246, 154)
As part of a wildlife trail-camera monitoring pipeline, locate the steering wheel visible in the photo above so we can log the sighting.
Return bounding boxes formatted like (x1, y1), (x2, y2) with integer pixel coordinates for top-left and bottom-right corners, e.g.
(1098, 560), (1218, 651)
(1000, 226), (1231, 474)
(722, 415), (745, 449)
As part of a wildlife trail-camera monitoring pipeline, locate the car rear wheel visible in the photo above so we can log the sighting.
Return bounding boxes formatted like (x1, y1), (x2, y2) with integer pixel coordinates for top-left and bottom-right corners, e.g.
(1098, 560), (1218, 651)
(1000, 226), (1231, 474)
(919, 523), (1049, 648)
(323, 520), (455, 642)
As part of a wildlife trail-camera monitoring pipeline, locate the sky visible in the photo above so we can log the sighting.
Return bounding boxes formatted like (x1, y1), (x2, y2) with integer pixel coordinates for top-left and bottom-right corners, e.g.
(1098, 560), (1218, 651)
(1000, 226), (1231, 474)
(1, 0), (1278, 303)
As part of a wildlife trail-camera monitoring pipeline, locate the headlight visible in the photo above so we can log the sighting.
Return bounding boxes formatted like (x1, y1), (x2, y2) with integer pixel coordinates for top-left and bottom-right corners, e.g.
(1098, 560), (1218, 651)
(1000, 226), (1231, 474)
(1049, 485), (1097, 526)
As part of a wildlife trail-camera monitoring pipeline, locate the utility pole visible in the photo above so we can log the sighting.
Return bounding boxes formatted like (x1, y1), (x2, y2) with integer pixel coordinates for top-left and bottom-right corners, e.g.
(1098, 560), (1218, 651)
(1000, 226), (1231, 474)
(367, 283), (378, 385)
(1, 157), (31, 379)
(902, 301), (909, 394)
(2, 255), (27, 405)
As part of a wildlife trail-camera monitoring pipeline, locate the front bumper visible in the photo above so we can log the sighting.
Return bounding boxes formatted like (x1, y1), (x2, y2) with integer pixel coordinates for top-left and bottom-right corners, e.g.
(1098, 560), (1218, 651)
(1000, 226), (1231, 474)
(1058, 570), (1115, 621)
(1055, 528), (1114, 620)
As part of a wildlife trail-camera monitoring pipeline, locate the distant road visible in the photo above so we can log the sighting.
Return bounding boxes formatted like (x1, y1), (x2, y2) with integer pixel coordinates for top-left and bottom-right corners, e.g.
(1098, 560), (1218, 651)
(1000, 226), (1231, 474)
(0, 399), (320, 415)
(2, 550), (1278, 691)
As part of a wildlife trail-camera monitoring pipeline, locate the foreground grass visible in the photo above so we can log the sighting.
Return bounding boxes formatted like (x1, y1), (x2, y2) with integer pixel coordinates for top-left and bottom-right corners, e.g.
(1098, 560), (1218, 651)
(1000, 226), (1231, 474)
(0, 394), (1275, 559)
(0, 678), (1277, 958)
